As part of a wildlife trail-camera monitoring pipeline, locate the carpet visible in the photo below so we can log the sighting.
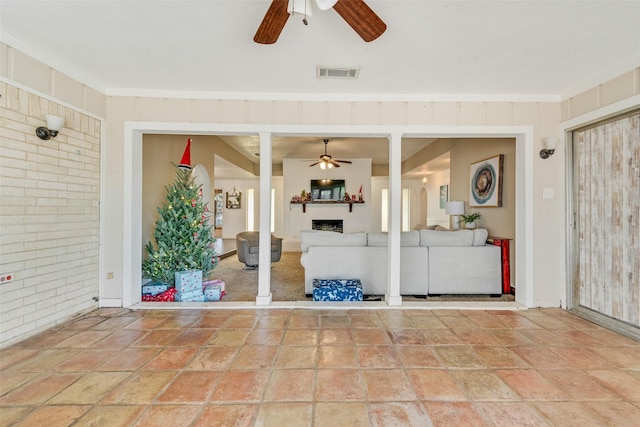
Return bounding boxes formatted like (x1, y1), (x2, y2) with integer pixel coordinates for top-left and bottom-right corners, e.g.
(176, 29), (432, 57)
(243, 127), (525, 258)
(211, 251), (308, 302)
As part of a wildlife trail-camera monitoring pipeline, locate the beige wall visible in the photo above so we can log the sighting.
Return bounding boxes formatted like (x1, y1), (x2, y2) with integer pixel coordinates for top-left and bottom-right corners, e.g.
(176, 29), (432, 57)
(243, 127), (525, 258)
(0, 82), (101, 346)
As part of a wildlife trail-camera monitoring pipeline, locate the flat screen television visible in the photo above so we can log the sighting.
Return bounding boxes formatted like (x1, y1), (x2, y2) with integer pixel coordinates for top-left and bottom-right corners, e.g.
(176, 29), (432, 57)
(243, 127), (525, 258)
(310, 179), (346, 201)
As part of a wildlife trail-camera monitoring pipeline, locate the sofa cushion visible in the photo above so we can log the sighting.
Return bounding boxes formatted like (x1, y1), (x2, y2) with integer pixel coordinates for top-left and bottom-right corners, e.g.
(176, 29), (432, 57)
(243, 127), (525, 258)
(367, 231), (420, 247)
(299, 230), (367, 252)
(419, 229), (474, 246)
(472, 228), (489, 246)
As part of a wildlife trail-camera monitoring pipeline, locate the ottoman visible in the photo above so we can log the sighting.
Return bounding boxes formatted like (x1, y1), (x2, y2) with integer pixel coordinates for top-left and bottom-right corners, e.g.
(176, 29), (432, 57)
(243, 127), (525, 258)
(312, 279), (363, 302)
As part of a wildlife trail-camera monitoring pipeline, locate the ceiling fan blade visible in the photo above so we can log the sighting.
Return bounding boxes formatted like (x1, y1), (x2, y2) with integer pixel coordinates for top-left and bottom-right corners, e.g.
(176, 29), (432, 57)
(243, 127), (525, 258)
(332, 0), (386, 42)
(329, 160), (341, 168)
(335, 159), (352, 164)
(254, 0), (290, 44)
(308, 161), (321, 167)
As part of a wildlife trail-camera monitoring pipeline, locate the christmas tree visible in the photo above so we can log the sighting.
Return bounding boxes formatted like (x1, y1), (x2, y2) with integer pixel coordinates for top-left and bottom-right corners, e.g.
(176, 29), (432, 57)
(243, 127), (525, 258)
(142, 165), (217, 285)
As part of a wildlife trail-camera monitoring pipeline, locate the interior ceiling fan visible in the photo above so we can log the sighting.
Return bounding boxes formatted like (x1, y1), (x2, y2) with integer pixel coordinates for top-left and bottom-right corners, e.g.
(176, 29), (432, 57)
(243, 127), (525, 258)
(309, 139), (352, 169)
(254, 0), (386, 44)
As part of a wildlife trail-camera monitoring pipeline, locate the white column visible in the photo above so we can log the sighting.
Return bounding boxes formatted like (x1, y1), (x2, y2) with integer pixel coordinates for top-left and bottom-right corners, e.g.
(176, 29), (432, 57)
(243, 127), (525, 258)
(386, 133), (402, 306)
(256, 132), (273, 305)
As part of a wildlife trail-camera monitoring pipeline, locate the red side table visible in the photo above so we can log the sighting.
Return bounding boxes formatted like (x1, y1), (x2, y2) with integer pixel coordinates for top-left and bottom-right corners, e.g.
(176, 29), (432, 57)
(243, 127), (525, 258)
(487, 237), (512, 294)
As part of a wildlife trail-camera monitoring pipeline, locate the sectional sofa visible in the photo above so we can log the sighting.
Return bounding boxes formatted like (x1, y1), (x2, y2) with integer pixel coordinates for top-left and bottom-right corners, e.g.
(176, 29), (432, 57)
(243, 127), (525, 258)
(299, 228), (502, 296)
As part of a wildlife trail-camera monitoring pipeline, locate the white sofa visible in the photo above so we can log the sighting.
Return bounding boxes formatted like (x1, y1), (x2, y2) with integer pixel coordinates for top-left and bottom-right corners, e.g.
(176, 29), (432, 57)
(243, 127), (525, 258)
(299, 228), (502, 296)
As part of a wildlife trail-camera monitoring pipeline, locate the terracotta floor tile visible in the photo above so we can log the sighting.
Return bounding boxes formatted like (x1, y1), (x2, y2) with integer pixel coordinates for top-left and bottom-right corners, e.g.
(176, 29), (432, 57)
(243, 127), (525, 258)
(587, 346), (640, 368)
(410, 315), (447, 329)
(0, 406), (32, 427)
(587, 370), (640, 400)
(421, 329), (463, 345)
(319, 328), (353, 345)
(516, 329), (570, 346)
(423, 401), (487, 427)
(484, 329), (533, 346)
(317, 345), (359, 368)
(551, 329), (607, 346)
(495, 316), (544, 330)
(255, 403), (313, 427)
(133, 405), (202, 427)
(89, 316), (137, 330)
(378, 312), (415, 328)
(275, 346), (317, 368)
(468, 315), (510, 329)
(54, 348), (120, 371)
(133, 329), (181, 347)
(156, 316), (198, 329)
(288, 315), (320, 329)
(584, 328), (640, 346)
(63, 316), (107, 331)
(406, 369), (467, 401)
(395, 346), (442, 368)
(231, 345), (278, 369)
(587, 401), (640, 425)
(496, 369), (567, 400)
(282, 329), (318, 345)
(387, 329), (428, 345)
(54, 331), (112, 348)
(11, 405), (88, 427)
(320, 315), (351, 328)
(538, 369), (620, 400)
(432, 345), (486, 368)
(187, 346), (239, 370)
(47, 371), (131, 404)
(526, 315), (577, 330)
(362, 369), (416, 401)
(123, 316), (167, 330)
(156, 371), (222, 403)
(0, 348), (39, 371)
(16, 330), (79, 348)
(96, 347), (159, 370)
(222, 314), (259, 329)
(453, 329), (501, 345)
(475, 402), (551, 426)
(0, 372), (38, 395)
(532, 401), (608, 426)
(314, 402), (370, 427)
(353, 329), (391, 345)
(169, 328), (217, 346)
(357, 345), (401, 368)
(473, 346), (530, 368)
(0, 373), (81, 404)
(451, 370), (519, 401)
(549, 346), (614, 369)
(92, 330), (147, 348)
(10, 349), (80, 372)
(438, 315), (478, 330)
(190, 315), (228, 328)
(246, 328), (284, 345)
(192, 404), (258, 427)
(210, 370), (269, 402)
(264, 369), (315, 401)
(255, 314), (289, 329)
(73, 405), (144, 427)
(369, 402), (430, 426)
(350, 314), (383, 328)
(511, 346), (574, 369)
(101, 371), (175, 404)
(207, 329), (251, 346)
(316, 369), (365, 401)
(143, 347), (198, 370)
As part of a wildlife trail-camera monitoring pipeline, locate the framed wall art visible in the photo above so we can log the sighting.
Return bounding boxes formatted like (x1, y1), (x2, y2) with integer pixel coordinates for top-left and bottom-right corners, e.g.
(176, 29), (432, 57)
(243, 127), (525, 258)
(469, 154), (503, 207)
(439, 185), (448, 209)
(226, 187), (241, 209)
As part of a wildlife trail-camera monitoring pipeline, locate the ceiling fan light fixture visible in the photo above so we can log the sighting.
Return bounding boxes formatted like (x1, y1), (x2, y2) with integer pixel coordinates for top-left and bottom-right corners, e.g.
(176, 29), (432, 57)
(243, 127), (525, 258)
(315, 0), (337, 10)
(287, 0), (313, 20)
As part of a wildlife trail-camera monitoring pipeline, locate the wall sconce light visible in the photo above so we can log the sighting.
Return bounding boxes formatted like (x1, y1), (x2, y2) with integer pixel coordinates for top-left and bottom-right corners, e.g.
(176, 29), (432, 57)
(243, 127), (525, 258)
(539, 137), (558, 159)
(445, 200), (465, 230)
(422, 177), (428, 184)
(36, 115), (65, 140)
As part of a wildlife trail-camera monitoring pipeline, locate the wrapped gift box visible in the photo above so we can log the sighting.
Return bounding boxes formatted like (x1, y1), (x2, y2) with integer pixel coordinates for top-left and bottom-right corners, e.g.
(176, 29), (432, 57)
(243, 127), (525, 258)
(312, 279), (363, 302)
(204, 284), (222, 301)
(202, 279), (225, 293)
(142, 287), (176, 302)
(142, 282), (168, 296)
(175, 270), (202, 293)
(175, 294), (205, 302)
(175, 289), (204, 302)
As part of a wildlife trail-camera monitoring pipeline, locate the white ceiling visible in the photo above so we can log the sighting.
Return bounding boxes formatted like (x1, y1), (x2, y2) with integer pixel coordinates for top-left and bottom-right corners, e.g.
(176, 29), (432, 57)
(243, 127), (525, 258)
(2, 1), (638, 178)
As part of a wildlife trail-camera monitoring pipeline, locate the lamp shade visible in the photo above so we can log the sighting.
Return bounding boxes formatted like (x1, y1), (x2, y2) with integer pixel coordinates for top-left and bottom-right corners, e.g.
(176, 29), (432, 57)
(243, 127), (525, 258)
(45, 114), (65, 131)
(287, 0), (313, 16)
(445, 201), (464, 215)
(544, 137), (558, 150)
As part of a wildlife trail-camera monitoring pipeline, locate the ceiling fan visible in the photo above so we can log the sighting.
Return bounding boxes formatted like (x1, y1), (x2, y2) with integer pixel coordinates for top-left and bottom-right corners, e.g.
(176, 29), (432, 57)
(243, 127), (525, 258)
(254, 0), (386, 44)
(309, 139), (352, 169)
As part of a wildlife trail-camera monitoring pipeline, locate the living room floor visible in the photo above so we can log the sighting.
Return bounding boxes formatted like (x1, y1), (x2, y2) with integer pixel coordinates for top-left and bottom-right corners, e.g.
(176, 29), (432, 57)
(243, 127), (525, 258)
(2, 307), (640, 426)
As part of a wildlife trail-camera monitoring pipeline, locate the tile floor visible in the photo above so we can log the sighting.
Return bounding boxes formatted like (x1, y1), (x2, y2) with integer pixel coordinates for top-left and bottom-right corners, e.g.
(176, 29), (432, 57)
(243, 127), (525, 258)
(2, 307), (640, 426)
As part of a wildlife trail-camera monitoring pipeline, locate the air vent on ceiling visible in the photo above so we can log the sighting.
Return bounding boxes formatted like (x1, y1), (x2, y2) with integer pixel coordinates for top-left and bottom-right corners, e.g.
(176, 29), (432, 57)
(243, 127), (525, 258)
(316, 66), (360, 79)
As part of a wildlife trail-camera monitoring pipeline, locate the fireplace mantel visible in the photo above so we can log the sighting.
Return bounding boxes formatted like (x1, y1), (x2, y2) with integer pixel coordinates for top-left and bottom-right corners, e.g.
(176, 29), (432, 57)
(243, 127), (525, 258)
(290, 200), (364, 213)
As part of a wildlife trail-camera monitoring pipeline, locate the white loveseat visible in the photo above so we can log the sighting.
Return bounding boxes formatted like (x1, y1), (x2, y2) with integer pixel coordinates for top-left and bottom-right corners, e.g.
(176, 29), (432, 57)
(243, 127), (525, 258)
(299, 228), (502, 296)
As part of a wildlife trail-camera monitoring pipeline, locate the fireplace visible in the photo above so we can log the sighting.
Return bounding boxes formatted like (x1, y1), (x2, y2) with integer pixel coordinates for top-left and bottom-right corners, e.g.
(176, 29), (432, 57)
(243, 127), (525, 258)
(312, 219), (344, 233)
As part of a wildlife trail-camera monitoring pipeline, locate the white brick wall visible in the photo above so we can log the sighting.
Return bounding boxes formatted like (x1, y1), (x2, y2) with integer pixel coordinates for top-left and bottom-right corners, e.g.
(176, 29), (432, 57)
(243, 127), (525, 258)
(0, 81), (101, 347)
